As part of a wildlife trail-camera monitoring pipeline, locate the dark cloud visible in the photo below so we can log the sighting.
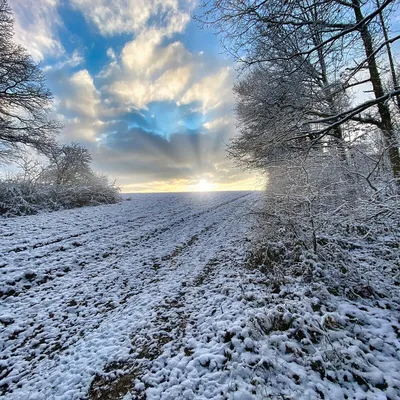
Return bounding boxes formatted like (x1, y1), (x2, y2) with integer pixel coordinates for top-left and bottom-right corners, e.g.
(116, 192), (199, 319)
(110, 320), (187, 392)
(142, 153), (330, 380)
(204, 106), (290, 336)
(95, 123), (226, 175)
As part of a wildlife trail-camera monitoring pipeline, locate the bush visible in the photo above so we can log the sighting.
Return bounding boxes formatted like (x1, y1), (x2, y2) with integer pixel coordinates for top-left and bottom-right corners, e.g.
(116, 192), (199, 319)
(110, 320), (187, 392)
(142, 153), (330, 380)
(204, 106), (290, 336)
(0, 180), (42, 216)
(0, 177), (121, 217)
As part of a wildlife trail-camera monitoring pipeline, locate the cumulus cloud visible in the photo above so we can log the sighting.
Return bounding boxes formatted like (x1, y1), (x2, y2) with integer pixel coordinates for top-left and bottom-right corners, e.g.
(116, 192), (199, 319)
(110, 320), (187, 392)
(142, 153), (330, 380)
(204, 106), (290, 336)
(52, 69), (99, 120)
(180, 67), (234, 112)
(70, 0), (194, 36)
(121, 30), (190, 76)
(48, 68), (101, 141)
(110, 67), (192, 110)
(101, 28), (193, 109)
(67, 70), (100, 118)
(58, 117), (104, 144)
(102, 30), (235, 113)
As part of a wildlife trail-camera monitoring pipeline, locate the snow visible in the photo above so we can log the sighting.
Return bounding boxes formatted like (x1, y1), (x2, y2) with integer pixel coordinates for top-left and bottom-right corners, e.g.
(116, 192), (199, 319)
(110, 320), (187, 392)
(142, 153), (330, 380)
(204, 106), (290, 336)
(0, 192), (260, 399)
(1, 191), (400, 399)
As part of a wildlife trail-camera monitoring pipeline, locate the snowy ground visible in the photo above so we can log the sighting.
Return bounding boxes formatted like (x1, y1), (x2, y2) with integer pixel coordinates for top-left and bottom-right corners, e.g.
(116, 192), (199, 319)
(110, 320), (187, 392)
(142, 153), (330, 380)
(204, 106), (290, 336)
(1, 191), (400, 400)
(1, 192), (263, 399)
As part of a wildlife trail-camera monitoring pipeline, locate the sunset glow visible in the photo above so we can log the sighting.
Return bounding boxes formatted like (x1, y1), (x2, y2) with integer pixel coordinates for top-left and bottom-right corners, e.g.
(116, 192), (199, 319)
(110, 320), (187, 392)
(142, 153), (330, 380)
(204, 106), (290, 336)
(196, 179), (214, 192)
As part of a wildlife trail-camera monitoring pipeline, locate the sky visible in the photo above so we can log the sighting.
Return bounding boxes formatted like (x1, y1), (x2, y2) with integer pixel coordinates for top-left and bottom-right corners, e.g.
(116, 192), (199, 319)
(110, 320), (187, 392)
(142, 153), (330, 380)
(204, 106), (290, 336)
(8, 0), (262, 193)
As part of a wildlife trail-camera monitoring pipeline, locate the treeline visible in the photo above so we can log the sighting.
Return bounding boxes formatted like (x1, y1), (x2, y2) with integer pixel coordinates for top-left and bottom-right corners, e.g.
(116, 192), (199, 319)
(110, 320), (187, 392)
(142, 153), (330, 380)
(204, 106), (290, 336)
(0, 0), (119, 216)
(197, 0), (400, 255)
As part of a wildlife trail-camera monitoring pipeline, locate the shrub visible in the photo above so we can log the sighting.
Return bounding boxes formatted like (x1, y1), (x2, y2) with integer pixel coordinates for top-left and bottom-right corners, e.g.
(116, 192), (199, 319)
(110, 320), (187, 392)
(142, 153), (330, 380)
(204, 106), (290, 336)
(0, 176), (120, 217)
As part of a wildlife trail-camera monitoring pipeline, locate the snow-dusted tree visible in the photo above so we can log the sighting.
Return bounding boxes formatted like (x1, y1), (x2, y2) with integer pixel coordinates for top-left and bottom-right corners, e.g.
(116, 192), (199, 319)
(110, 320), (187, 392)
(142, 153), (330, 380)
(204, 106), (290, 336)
(229, 67), (310, 168)
(230, 63), (351, 170)
(197, 0), (400, 179)
(0, 0), (60, 161)
(13, 153), (45, 185)
(46, 143), (93, 185)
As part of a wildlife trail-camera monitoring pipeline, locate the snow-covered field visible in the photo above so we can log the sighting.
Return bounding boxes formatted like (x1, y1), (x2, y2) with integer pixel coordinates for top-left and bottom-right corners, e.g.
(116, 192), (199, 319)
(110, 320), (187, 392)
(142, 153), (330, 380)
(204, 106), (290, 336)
(0, 191), (264, 399)
(1, 191), (400, 400)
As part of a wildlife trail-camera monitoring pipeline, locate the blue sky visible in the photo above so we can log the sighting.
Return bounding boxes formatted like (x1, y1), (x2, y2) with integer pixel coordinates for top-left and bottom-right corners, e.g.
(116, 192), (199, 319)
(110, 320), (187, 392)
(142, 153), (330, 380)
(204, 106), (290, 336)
(10, 0), (260, 192)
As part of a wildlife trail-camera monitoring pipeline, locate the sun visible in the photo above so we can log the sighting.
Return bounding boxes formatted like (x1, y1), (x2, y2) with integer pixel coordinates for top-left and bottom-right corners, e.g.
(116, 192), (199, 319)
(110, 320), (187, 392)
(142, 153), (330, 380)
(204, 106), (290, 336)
(197, 179), (214, 192)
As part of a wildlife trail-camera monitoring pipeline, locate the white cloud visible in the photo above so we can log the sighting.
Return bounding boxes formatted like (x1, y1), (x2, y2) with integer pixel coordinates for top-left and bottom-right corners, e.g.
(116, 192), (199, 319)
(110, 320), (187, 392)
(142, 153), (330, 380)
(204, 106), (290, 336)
(106, 48), (116, 60)
(121, 29), (191, 77)
(203, 117), (232, 131)
(70, 0), (193, 37)
(180, 67), (234, 112)
(110, 79), (149, 110)
(43, 49), (84, 72)
(11, 0), (232, 114)
(69, 70), (99, 118)
(54, 69), (100, 125)
(104, 28), (193, 109)
(153, 67), (192, 101)
(10, 0), (63, 61)
(59, 118), (104, 143)
(110, 66), (192, 109)
(102, 29), (234, 113)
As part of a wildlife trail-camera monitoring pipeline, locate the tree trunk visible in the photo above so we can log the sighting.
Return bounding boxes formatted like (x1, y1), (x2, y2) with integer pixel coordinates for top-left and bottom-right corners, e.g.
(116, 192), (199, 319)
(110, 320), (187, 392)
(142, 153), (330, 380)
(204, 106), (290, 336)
(309, 4), (348, 161)
(375, 0), (400, 110)
(352, 0), (400, 179)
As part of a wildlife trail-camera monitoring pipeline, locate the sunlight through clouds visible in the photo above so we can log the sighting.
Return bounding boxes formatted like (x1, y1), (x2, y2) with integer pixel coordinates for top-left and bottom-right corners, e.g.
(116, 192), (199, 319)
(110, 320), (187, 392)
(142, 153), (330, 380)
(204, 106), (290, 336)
(10, 0), (259, 192)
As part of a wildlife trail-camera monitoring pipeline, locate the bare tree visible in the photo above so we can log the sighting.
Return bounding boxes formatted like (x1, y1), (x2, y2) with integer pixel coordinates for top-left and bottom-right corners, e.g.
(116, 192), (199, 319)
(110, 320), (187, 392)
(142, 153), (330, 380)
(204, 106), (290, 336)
(46, 143), (93, 185)
(375, 0), (400, 109)
(230, 67), (312, 169)
(0, 0), (60, 161)
(13, 152), (45, 185)
(196, 0), (400, 179)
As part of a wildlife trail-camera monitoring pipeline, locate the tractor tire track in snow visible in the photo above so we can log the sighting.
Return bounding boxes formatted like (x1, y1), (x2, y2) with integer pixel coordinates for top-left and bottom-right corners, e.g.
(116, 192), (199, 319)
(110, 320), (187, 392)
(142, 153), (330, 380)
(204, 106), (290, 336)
(0, 192), (250, 299)
(0, 191), (260, 399)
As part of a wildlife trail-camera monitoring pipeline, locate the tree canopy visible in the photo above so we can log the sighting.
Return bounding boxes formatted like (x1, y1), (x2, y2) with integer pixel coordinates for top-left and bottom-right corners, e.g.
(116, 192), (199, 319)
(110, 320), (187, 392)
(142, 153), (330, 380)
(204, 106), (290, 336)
(0, 0), (60, 161)
(197, 0), (400, 178)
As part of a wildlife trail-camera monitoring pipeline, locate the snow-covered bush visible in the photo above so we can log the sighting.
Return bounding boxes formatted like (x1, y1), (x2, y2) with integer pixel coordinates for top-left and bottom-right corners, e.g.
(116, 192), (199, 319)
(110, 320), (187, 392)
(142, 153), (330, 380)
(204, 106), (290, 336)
(0, 177), (120, 217)
(0, 147), (121, 217)
(0, 179), (42, 216)
(48, 177), (121, 209)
